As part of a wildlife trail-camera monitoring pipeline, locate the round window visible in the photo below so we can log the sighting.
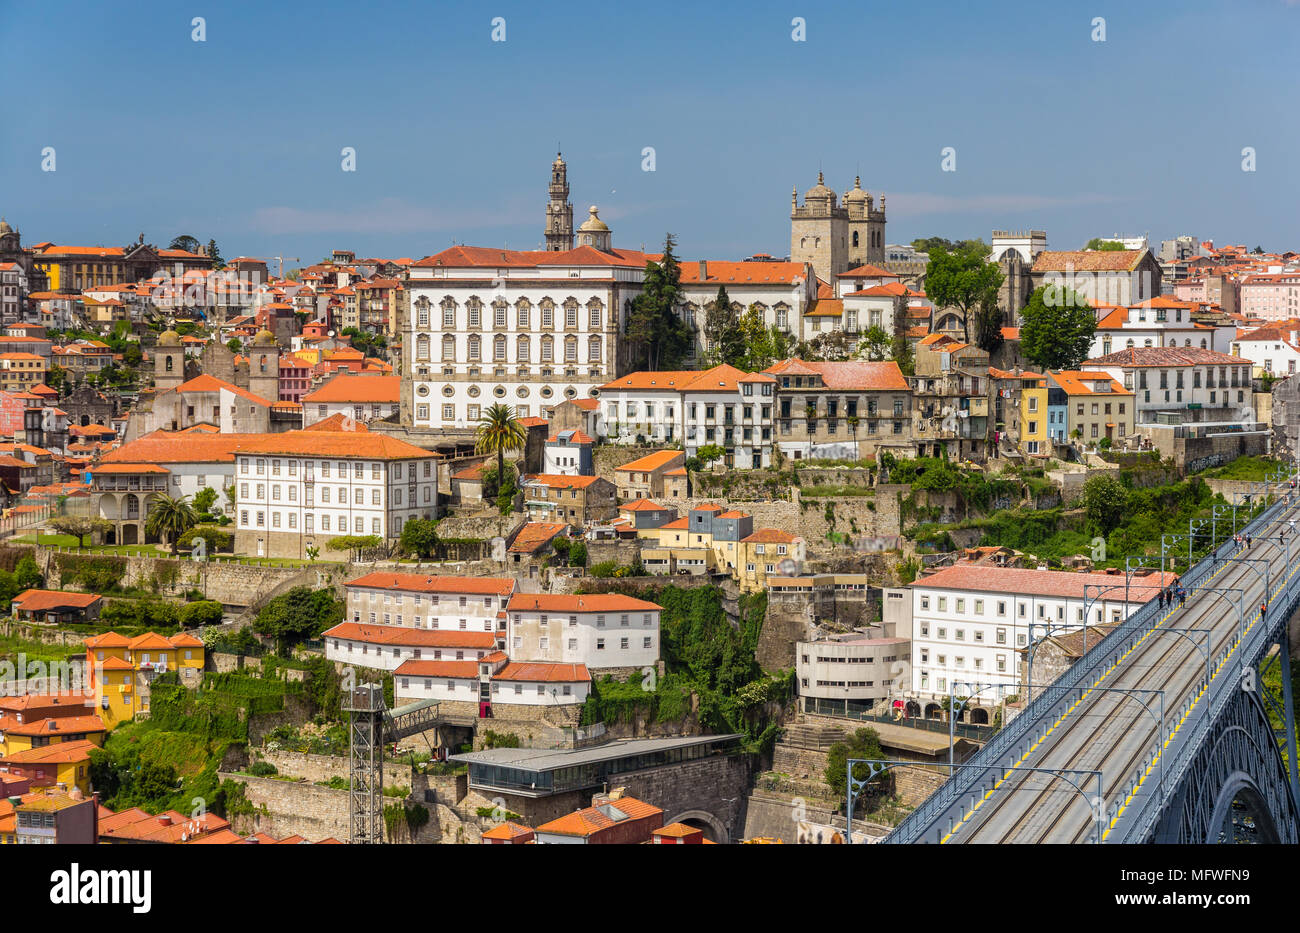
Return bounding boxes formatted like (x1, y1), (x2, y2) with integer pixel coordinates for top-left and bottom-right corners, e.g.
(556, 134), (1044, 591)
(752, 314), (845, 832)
(516, 386), (529, 398)
(416, 384), (430, 397)
(563, 386), (577, 399)
(494, 385), (506, 398)
(441, 385), (454, 397)
(467, 385), (480, 398)
(540, 386), (553, 398)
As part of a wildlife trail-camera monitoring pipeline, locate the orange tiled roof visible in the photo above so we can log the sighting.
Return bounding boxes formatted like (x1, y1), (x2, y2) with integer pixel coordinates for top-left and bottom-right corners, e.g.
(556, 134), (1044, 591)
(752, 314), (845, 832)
(493, 662), (591, 683)
(12, 589), (101, 612)
(506, 593), (661, 612)
(233, 429), (434, 461)
(323, 621), (497, 649)
(507, 522), (567, 553)
(344, 572), (515, 595)
(392, 659), (480, 679)
(302, 374), (399, 405)
(763, 358), (908, 391)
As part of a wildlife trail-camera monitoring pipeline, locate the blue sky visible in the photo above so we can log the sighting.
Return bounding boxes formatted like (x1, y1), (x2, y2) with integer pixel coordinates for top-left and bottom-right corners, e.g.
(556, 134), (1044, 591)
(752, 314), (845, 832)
(1, 0), (1297, 265)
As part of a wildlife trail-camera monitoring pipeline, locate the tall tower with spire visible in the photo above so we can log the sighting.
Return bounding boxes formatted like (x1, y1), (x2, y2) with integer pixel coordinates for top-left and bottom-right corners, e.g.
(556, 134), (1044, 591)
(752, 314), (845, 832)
(544, 153), (574, 251)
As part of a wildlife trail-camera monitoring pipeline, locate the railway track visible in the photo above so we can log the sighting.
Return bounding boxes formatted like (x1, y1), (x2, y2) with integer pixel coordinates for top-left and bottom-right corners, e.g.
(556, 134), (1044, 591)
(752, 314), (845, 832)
(944, 500), (1299, 843)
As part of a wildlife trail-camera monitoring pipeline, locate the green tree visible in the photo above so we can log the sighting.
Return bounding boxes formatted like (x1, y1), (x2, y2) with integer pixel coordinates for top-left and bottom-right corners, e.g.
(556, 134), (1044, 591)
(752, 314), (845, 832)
(973, 292), (1005, 354)
(703, 285), (744, 366)
(1019, 285), (1098, 371)
(178, 600), (224, 628)
(206, 238), (224, 269)
(824, 727), (888, 799)
(860, 325), (892, 361)
(1083, 238), (1126, 251)
(475, 403), (527, 486)
(924, 242), (1004, 344)
(145, 493), (198, 555)
(697, 444), (725, 466)
(47, 516), (112, 549)
(324, 534), (384, 562)
(400, 518), (440, 558)
(739, 304), (795, 372)
(193, 486), (218, 515)
(891, 333), (915, 377)
(625, 233), (691, 370)
(13, 555), (42, 591)
(1082, 474), (1129, 536)
(253, 586), (343, 655)
(226, 338), (242, 354)
(568, 539), (588, 567)
(169, 235), (201, 253)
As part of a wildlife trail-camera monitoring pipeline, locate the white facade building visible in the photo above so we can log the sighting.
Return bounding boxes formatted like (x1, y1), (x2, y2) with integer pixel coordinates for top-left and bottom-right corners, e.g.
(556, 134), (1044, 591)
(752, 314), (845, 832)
(1230, 320), (1300, 377)
(506, 593), (660, 671)
(908, 565), (1173, 704)
(596, 364), (776, 468)
(232, 430), (438, 558)
(403, 233), (649, 427)
(1091, 297), (1234, 358)
(1080, 346), (1253, 423)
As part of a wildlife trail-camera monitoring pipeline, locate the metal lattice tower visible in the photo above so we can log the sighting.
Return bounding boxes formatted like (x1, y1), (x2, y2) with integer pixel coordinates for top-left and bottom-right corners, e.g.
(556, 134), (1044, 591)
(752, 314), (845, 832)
(344, 684), (384, 845)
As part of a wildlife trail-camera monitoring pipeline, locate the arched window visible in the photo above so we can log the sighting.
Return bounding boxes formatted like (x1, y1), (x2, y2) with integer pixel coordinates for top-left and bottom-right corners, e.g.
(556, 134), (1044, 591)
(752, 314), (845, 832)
(516, 299), (530, 328)
(852, 231), (859, 247)
(588, 335), (602, 362)
(587, 298), (603, 329)
(416, 297), (430, 328)
(468, 335), (481, 361)
(1126, 339), (1135, 349)
(416, 335), (430, 361)
(517, 335), (530, 362)
(541, 335), (554, 362)
(441, 335), (455, 360)
(565, 335), (578, 362)
(1200, 338), (1207, 349)
(165, 355), (173, 372)
(494, 334), (507, 361)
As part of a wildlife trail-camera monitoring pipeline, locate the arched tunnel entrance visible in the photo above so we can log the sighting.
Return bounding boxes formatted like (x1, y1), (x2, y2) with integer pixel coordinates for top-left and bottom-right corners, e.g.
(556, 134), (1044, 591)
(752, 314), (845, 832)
(667, 810), (728, 844)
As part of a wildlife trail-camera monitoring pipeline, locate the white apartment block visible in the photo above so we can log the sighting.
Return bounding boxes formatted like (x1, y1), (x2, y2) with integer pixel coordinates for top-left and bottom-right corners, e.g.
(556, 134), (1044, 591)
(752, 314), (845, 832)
(343, 572), (514, 634)
(796, 634), (911, 716)
(392, 656), (591, 708)
(596, 365), (777, 468)
(908, 565), (1173, 705)
(1080, 347), (1253, 423)
(506, 593), (660, 671)
(232, 430), (438, 558)
(1091, 297), (1234, 358)
(1231, 321), (1300, 377)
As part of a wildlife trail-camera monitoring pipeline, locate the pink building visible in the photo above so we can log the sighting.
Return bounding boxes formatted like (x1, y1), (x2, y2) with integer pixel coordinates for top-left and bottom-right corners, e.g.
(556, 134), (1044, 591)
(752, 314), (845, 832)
(1239, 273), (1300, 321)
(279, 356), (311, 403)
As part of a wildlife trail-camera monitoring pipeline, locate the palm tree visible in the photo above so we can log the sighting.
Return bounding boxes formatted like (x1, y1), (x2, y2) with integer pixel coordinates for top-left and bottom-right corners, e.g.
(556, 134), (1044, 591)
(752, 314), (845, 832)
(475, 403), (527, 490)
(145, 492), (198, 555)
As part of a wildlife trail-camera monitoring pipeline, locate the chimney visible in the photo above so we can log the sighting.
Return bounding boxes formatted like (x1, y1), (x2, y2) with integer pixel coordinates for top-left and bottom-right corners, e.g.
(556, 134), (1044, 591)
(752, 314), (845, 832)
(698, 260), (707, 281)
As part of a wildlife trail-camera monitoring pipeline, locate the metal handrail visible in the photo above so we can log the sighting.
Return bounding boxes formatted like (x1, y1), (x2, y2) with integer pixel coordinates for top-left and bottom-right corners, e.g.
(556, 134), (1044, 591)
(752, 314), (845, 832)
(885, 496), (1287, 843)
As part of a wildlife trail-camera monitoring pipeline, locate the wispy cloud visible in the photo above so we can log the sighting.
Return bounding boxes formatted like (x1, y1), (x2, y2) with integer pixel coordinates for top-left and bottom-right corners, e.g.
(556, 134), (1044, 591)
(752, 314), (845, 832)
(888, 192), (1126, 216)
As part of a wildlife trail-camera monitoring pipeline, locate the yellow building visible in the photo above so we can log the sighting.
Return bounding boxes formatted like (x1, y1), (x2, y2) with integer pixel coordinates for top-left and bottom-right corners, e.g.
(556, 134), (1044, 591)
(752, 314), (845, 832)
(990, 368), (1049, 457)
(737, 529), (806, 592)
(84, 631), (205, 727)
(0, 352), (48, 390)
(0, 739), (95, 795)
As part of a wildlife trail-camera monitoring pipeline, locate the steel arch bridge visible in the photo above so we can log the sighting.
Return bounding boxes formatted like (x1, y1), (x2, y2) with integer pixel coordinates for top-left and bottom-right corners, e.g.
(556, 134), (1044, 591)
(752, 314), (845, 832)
(874, 488), (1300, 845)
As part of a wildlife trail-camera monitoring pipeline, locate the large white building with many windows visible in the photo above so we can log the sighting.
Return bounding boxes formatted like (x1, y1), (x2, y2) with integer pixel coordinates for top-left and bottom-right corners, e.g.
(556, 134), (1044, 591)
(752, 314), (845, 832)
(231, 429), (438, 558)
(905, 565), (1174, 707)
(402, 227), (650, 428)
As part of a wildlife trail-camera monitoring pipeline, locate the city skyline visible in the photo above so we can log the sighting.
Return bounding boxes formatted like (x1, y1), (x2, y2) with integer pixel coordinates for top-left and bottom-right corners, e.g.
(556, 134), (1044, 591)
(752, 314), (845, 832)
(2, 0), (1298, 263)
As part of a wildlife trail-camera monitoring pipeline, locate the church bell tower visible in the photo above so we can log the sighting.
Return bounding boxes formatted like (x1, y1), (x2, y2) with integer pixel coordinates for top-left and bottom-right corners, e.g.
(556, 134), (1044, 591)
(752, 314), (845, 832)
(544, 153), (575, 251)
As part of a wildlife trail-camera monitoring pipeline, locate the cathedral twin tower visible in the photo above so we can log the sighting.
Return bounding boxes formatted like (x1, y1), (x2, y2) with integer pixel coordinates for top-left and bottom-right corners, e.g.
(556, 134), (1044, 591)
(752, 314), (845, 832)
(544, 156), (886, 283)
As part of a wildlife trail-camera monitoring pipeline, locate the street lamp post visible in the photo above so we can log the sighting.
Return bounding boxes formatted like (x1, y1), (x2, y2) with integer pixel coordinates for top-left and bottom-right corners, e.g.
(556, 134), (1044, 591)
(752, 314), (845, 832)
(947, 680), (1009, 767)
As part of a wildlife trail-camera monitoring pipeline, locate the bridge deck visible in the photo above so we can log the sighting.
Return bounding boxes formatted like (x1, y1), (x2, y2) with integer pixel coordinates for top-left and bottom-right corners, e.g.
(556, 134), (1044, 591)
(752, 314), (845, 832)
(887, 494), (1300, 844)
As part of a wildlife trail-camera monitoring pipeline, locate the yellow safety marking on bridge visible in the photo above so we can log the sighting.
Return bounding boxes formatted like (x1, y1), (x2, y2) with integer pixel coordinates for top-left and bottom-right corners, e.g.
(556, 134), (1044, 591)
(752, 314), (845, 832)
(1100, 546), (1298, 840)
(940, 503), (1295, 845)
